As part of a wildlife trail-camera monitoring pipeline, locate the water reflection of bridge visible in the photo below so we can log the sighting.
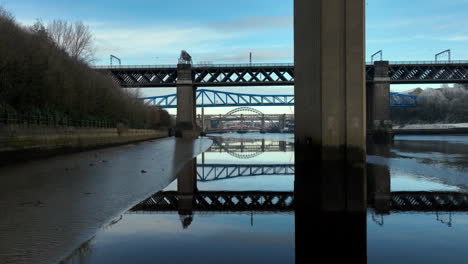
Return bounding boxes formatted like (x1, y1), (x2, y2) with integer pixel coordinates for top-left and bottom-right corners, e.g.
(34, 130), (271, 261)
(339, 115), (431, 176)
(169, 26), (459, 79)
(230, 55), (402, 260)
(197, 164), (294, 182)
(207, 138), (294, 153)
(130, 191), (468, 213)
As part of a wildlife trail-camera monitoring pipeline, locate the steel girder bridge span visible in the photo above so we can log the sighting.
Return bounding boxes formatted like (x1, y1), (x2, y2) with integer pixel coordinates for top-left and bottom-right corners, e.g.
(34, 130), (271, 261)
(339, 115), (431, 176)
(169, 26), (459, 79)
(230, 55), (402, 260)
(130, 191), (468, 214)
(95, 61), (468, 87)
(141, 89), (417, 108)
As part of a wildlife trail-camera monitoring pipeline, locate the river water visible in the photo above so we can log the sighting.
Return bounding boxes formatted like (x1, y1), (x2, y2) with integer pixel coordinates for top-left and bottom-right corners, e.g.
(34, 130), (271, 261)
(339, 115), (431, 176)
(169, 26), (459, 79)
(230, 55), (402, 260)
(61, 133), (468, 264)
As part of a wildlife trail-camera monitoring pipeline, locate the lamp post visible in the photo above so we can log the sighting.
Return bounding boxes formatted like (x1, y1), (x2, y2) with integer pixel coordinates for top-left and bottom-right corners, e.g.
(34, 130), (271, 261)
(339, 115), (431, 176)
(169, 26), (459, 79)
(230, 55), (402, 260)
(371, 50), (383, 63)
(110, 55), (121, 66)
(435, 49), (451, 63)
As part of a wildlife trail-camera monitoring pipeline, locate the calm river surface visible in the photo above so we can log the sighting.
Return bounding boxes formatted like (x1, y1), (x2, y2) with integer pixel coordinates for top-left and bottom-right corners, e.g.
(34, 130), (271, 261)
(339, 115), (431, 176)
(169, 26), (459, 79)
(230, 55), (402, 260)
(62, 133), (468, 264)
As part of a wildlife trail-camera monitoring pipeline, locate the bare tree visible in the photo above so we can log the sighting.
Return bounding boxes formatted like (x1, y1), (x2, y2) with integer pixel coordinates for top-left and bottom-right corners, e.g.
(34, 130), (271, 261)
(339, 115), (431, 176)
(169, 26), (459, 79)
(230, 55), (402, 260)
(46, 20), (96, 63)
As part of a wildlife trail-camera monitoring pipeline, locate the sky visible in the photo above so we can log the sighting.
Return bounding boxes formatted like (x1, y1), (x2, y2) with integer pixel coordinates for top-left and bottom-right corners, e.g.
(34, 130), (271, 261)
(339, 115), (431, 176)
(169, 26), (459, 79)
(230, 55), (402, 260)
(2, 0), (468, 114)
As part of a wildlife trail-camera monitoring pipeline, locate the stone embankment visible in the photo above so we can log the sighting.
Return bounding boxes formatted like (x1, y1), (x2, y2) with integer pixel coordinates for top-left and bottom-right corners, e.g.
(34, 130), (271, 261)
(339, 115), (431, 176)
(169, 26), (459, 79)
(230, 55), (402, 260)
(0, 124), (169, 164)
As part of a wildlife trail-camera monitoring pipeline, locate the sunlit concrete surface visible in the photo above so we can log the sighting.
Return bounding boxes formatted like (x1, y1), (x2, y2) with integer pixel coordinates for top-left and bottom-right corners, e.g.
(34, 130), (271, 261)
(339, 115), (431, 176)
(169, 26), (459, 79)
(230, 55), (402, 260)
(0, 137), (212, 264)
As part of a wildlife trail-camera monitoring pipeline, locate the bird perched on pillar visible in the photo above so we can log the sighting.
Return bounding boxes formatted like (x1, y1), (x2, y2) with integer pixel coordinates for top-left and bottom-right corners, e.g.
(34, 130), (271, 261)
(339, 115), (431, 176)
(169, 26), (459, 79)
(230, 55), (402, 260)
(179, 50), (192, 64)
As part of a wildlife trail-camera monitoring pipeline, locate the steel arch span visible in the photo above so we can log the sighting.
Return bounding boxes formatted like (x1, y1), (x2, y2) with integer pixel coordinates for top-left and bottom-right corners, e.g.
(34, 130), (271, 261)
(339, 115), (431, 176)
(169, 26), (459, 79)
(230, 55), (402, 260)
(141, 89), (415, 108)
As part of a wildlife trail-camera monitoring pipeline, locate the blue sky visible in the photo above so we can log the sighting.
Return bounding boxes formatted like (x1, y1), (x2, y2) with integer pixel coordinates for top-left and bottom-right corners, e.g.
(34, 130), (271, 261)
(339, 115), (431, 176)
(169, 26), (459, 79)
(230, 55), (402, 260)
(3, 0), (468, 114)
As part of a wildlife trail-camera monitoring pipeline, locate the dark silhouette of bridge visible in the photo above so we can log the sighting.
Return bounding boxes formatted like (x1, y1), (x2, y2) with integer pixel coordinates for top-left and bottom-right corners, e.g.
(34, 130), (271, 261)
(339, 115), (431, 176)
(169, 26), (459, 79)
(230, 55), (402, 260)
(130, 191), (468, 213)
(95, 61), (468, 87)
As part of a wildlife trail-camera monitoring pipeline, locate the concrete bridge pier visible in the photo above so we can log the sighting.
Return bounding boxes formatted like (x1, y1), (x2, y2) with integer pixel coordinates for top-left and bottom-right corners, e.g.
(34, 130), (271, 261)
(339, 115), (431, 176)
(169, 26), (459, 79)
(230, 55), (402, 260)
(367, 61), (393, 143)
(294, 0), (367, 262)
(176, 63), (199, 138)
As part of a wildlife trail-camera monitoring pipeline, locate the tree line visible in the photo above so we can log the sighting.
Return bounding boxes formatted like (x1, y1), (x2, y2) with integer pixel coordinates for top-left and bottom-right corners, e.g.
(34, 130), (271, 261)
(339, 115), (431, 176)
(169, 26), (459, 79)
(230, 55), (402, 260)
(391, 87), (468, 125)
(0, 8), (170, 128)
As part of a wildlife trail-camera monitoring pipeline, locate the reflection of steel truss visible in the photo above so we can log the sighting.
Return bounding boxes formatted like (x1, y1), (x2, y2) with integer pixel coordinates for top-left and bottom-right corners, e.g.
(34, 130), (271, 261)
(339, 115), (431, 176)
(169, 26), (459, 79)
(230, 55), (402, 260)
(130, 191), (468, 213)
(131, 191), (294, 212)
(391, 191), (468, 211)
(141, 89), (415, 108)
(197, 164), (294, 182)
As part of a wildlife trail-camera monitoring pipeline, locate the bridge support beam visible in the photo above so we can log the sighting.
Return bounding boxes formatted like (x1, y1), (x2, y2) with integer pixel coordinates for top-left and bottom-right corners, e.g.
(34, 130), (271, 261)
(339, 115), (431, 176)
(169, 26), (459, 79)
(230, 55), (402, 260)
(176, 63), (199, 138)
(367, 61), (393, 143)
(295, 0), (366, 262)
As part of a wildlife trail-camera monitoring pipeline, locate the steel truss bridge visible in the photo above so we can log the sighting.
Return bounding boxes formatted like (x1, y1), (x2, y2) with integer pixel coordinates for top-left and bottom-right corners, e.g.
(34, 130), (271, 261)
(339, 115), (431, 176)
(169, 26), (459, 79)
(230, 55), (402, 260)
(197, 164), (294, 182)
(95, 61), (468, 88)
(129, 191), (468, 213)
(141, 89), (416, 108)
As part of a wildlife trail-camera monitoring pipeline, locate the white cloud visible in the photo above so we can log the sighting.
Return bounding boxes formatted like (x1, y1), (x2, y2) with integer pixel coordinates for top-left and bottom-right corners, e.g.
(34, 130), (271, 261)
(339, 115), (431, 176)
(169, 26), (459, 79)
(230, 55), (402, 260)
(93, 26), (240, 61)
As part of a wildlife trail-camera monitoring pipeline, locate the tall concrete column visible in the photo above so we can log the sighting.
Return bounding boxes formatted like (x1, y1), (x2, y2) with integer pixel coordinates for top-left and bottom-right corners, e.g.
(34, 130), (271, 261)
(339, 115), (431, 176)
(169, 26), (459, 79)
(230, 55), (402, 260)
(176, 63), (198, 138)
(294, 0), (366, 196)
(368, 61), (393, 143)
(294, 0), (367, 261)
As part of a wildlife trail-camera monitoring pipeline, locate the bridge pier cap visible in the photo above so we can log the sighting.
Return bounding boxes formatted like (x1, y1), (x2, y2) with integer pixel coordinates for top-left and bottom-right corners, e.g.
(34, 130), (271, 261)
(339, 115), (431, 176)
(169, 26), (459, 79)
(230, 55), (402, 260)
(175, 51), (199, 138)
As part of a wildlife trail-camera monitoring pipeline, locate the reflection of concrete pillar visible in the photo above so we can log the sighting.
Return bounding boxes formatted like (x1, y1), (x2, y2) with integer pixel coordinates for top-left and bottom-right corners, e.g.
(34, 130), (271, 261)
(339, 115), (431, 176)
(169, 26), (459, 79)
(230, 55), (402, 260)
(176, 63), (198, 138)
(367, 164), (391, 214)
(177, 158), (197, 229)
(368, 61), (393, 143)
(295, 0), (367, 262)
(367, 143), (392, 214)
(261, 138), (265, 152)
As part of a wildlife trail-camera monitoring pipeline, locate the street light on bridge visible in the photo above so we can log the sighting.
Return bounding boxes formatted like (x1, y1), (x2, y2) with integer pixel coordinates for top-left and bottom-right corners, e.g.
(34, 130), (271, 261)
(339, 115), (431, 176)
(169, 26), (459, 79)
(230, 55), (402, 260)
(371, 50), (383, 63)
(110, 55), (121, 66)
(435, 49), (451, 63)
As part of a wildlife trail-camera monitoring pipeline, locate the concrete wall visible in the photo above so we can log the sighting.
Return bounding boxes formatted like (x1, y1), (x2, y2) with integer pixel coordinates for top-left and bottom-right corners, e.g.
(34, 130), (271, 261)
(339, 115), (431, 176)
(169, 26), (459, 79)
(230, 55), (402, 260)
(0, 124), (168, 163)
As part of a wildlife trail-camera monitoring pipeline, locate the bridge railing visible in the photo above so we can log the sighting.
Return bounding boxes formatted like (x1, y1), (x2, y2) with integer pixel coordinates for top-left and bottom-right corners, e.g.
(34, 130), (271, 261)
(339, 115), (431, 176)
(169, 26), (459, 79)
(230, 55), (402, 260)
(193, 63), (295, 68)
(92, 65), (177, 69)
(378, 60), (468, 65)
(0, 110), (118, 128)
(93, 60), (468, 70)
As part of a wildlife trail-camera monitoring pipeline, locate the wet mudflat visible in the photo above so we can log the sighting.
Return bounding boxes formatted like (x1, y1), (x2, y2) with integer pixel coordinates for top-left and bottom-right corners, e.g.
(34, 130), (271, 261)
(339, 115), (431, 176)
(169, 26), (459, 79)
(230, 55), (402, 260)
(0, 137), (211, 264)
(62, 134), (295, 264)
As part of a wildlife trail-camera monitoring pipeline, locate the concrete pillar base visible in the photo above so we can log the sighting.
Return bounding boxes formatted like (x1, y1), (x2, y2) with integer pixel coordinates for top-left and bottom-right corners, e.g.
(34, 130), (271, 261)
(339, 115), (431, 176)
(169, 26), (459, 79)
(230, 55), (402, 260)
(175, 129), (200, 139)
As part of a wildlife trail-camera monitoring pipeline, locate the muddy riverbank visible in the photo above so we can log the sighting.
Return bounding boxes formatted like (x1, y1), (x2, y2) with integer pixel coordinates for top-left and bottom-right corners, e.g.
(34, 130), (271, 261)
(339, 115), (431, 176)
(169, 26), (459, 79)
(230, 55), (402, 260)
(0, 137), (212, 264)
